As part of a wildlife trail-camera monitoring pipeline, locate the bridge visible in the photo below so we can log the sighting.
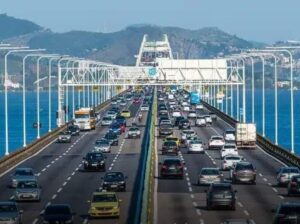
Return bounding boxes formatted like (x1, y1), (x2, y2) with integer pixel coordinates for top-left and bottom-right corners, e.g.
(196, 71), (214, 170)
(0, 35), (299, 224)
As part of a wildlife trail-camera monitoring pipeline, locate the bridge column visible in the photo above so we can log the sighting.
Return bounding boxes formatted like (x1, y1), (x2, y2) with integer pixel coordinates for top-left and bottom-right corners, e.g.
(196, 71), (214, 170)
(57, 66), (65, 127)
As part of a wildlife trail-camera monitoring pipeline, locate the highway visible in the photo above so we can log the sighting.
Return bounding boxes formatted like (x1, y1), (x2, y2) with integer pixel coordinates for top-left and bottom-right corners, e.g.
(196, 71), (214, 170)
(0, 98), (149, 224)
(155, 97), (300, 224)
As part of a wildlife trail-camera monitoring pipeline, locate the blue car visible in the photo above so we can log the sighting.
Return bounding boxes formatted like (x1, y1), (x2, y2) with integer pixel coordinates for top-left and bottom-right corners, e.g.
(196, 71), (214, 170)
(109, 123), (122, 135)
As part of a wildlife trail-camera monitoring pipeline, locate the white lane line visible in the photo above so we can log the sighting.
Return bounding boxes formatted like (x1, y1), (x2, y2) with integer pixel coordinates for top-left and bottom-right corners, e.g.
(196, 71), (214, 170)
(187, 182), (191, 187)
(272, 187), (278, 193)
(42, 168), (46, 172)
(263, 178), (268, 182)
(279, 195), (284, 200)
(188, 187), (193, 192)
(186, 177), (190, 182)
(46, 164), (50, 168)
(32, 218), (38, 224)
(57, 188), (62, 193)
(212, 161), (216, 165)
(36, 173), (41, 177)
(185, 173), (189, 177)
(190, 194), (195, 199)
(108, 167), (112, 171)
(10, 196), (14, 200)
(196, 209), (202, 216)
(244, 210), (250, 216)
(192, 202), (198, 207)
(200, 219), (205, 224)
(63, 182), (67, 186)
(259, 173), (263, 177)
(238, 202), (243, 207)
(83, 218), (89, 224)
(52, 194), (57, 200)
(46, 202), (51, 207)
(71, 172), (75, 176)
(67, 177), (71, 181)
(51, 161), (55, 164)
(268, 183), (272, 186)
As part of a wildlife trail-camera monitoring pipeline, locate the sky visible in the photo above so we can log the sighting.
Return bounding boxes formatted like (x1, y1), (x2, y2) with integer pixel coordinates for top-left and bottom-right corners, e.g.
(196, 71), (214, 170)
(0, 0), (299, 43)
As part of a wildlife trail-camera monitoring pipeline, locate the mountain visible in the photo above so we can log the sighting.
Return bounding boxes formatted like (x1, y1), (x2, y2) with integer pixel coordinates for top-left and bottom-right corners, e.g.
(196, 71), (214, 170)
(0, 15), (263, 65)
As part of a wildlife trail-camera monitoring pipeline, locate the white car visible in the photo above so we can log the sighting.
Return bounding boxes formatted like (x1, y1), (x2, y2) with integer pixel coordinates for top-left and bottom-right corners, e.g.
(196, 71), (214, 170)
(172, 111), (181, 118)
(181, 129), (196, 141)
(94, 139), (111, 153)
(196, 116), (206, 126)
(158, 97), (164, 101)
(140, 104), (149, 111)
(204, 115), (212, 126)
(182, 101), (189, 106)
(221, 144), (238, 159)
(222, 155), (243, 170)
(195, 104), (204, 110)
(183, 106), (190, 112)
(111, 100), (118, 105)
(101, 116), (113, 126)
(106, 111), (117, 119)
(120, 101), (127, 106)
(208, 136), (225, 150)
(188, 140), (204, 153)
(187, 111), (197, 118)
(224, 129), (236, 142)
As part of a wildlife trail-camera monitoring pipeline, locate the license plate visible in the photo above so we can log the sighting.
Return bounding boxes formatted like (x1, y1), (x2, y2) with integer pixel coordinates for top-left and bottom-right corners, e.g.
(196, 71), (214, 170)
(214, 194), (223, 199)
(92, 164), (98, 167)
(110, 185), (117, 188)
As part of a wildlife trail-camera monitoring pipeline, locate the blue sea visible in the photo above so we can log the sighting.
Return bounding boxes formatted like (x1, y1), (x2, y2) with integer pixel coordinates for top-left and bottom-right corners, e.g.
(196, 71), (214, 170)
(0, 89), (299, 157)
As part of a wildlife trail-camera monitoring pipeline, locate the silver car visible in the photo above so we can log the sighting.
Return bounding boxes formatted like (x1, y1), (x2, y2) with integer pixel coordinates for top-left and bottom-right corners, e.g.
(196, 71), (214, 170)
(277, 167), (300, 186)
(101, 116), (113, 126)
(198, 168), (223, 185)
(94, 139), (111, 153)
(11, 168), (37, 188)
(0, 201), (22, 224)
(15, 179), (41, 202)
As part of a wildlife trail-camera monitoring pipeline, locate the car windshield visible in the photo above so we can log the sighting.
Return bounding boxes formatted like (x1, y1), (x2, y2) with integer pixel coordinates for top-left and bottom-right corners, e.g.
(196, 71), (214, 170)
(163, 160), (181, 166)
(107, 111), (116, 115)
(236, 164), (254, 171)
(164, 141), (176, 146)
(45, 206), (71, 215)
(201, 169), (220, 175)
(211, 185), (231, 193)
(129, 128), (139, 131)
(122, 110), (129, 113)
(105, 133), (117, 139)
(103, 117), (112, 121)
(86, 153), (103, 160)
(75, 114), (89, 119)
(93, 194), (117, 203)
(282, 168), (300, 173)
(226, 131), (235, 135)
(212, 137), (223, 140)
(191, 140), (202, 144)
(224, 145), (236, 149)
(167, 138), (178, 141)
(0, 205), (17, 213)
(17, 181), (38, 189)
(15, 169), (33, 176)
(104, 172), (124, 181)
(95, 140), (109, 146)
(225, 156), (241, 160)
(68, 126), (78, 131)
(279, 205), (300, 215)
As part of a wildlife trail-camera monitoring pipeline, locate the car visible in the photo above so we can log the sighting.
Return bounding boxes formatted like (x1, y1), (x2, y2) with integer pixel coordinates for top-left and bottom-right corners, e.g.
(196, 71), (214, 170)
(181, 129), (196, 142)
(162, 141), (178, 155)
(222, 155), (244, 171)
(88, 192), (121, 218)
(195, 104), (204, 110)
(127, 127), (141, 138)
(172, 110), (181, 118)
(185, 135), (199, 147)
(159, 115), (170, 124)
(158, 96), (164, 101)
(208, 136), (225, 150)
(121, 110), (131, 118)
(174, 116), (185, 126)
(204, 115), (213, 126)
(209, 112), (217, 121)
(57, 131), (72, 143)
(224, 129), (236, 142)
(111, 100), (118, 105)
(133, 98), (141, 104)
(140, 104), (149, 111)
(101, 116), (113, 126)
(104, 132), (119, 146)
(181, 101), (189, 107)
(0, 201), (23, 224)
(221, 219), (256, 224)
(183, 106), (190, 112)
(101, 172), (127, 192)
(272, 202), (300, 224)
(126, 95), (132, 101)
(120, 100), (127, 106)
(110, 107), (120, 114)
(187, 110), (197, 119)
(178, 119), (191, 129)
(160, 120), (172, 126)
(160, 158), (184, 178)
(42, 204), (74, 224)
(187, 139), (204, 154)
(287, 175), (300, 195)
(230, 162), (256, 184)
(159, 124), (173, 137)
(115, 115), (127, 127)
(198, 168), (223, 185)
(206, 183), (236, 210)
(164, 136), (180, 147)
(83, 152), (106, 171)
(195, 116), (206, 127)
(68, 125), (80, 136)
(94, 139), (111, 153)
(109, 122), (122, 135)
(158, 110), (169, 117)
(11, 167), (37, 188)
(106, 111), (117, 119)
(221, 144), (238, 159)
(277, 167), (300, 186)
(14, 178), (41, 202)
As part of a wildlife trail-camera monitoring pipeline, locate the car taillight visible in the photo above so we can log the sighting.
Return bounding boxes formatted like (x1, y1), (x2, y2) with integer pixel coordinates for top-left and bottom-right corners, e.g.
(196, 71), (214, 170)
(162, 165), (167, 169)
(291, 182), (297, 186)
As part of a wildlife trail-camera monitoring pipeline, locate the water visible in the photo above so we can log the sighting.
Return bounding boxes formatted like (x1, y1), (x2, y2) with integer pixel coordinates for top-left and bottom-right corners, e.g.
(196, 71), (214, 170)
(0, 89), (299, 157)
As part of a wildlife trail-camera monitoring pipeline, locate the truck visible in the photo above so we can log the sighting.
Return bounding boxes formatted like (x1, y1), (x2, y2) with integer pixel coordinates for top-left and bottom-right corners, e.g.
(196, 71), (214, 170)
(235, 123), (256, 149)
(190, 91), (200, 105)
(74, 108), (96, 130)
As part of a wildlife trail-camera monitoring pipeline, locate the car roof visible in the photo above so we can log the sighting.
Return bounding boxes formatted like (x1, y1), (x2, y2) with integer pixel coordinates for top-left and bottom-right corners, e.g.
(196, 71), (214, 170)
(0, 201), (17, 206)
(93, 191), (117, 196)
(211, 183), (232, 187)
(202, 167), (219, 171)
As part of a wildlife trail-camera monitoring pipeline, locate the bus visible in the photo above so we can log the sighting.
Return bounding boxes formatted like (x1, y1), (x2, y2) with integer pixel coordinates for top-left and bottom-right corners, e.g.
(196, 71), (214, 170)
(74, 108), (96, 130)
(190, 91), (200, 105)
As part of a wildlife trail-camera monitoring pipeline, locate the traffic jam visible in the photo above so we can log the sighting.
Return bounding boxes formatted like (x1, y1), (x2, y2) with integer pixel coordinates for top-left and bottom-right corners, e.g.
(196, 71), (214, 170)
(156, 87), (300, 223)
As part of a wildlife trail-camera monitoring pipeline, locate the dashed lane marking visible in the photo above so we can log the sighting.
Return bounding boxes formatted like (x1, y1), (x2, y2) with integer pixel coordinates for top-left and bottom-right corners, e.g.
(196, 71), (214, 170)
(238, 202), (243, 207)
(244, 210), (250, 216)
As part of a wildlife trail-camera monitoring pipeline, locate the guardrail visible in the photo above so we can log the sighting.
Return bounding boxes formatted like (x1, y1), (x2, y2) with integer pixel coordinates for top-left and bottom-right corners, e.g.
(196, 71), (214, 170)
(202, 101), (300, 168)
(0, 90), (126, 175)
(128, 90), (155, 224)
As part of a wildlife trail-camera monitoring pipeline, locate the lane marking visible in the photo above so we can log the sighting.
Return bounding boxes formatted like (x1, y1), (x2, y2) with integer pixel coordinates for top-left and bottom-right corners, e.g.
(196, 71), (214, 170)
(244, 210), (250, 216)
(52, 194), (57, 200)
(263, 178), (268, 182)
(193, 202), (198, 207)
(196, 209), (202, 216)
(238, 202), (243, 207)
(57, 188), (62, 193)
(32, 218), (38, 224)
(272, 187), (278, 193)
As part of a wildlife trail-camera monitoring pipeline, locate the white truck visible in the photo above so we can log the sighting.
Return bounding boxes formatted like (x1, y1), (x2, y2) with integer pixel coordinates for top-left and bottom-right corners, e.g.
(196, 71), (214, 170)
(235, 123), (256, 149)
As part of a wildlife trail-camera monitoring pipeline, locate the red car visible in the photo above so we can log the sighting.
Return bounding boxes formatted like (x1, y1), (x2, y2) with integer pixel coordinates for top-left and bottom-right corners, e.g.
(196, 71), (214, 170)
(133, 98), (141, 104)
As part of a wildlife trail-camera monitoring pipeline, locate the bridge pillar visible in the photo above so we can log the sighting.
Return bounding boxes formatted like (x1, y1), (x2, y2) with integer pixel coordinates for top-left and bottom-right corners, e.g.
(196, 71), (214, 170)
(57, 67), (66, 127)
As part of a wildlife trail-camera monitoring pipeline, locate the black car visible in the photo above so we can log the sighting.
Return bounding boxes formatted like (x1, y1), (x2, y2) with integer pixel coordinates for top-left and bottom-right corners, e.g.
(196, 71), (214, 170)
(273, 202), (300, 224)
(104, 132), (119, 146)
(174, 116), (185, 126)
(178, 119), (190, 129)
(42, 204), (74, 224)
(101, 172), (127, 191)
(83, 152), (106, 171)
(287, 175), (300, 195)
(68, 125), (80, 136)
(160, 158), (184, 179)
(206, 183), (237, 210)
(159, 124), (173, 137)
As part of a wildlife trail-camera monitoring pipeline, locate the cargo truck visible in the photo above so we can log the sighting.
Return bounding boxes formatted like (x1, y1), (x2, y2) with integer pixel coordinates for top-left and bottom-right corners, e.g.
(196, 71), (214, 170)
(235, 123), (256, 149)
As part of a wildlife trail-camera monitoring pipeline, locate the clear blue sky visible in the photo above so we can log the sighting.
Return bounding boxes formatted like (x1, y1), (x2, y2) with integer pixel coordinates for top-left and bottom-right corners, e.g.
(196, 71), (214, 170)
(0, 0), (299, 43)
